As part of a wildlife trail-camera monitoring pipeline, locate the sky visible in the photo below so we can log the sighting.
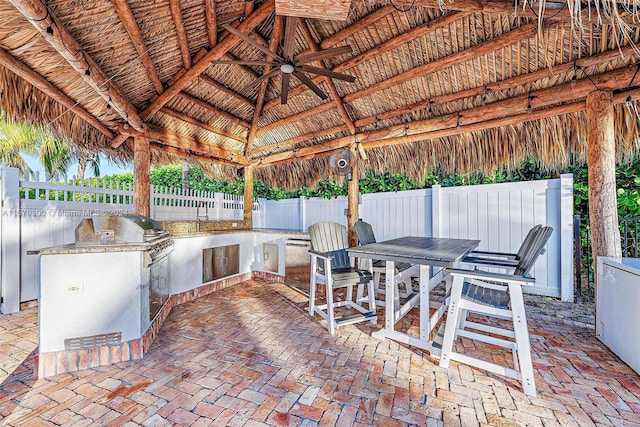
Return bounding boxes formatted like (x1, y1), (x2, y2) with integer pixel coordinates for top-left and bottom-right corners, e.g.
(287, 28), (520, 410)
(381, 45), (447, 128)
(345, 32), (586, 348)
(25, 152), (132, 181)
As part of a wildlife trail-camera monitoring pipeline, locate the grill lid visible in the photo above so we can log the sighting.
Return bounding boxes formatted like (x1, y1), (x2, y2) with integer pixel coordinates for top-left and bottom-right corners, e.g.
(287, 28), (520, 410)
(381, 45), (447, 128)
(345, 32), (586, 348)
(75, 214), (168, 245)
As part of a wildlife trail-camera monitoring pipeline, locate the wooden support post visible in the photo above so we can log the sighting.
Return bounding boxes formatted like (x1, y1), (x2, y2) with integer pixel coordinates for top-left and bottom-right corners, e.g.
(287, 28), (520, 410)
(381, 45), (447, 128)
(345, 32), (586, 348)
(133, 136), (151, 217)
(587, 90), (622, 263)
(347, 152), (359, 247)
(244, 165), (255, 227)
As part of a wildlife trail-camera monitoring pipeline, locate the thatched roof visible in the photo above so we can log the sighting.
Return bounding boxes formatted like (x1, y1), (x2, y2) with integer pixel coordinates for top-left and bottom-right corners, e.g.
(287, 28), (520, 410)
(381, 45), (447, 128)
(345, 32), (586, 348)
(1, 0), (640, 188)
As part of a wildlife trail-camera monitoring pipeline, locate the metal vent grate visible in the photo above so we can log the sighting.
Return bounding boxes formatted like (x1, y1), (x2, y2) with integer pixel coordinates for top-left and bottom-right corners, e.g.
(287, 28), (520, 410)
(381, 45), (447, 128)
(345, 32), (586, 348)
(64, 332), (122, 351)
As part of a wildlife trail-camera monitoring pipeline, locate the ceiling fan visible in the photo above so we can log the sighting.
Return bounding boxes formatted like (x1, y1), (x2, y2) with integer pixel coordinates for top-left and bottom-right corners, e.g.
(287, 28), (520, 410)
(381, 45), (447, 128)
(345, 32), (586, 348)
(213, 17), (356, 105)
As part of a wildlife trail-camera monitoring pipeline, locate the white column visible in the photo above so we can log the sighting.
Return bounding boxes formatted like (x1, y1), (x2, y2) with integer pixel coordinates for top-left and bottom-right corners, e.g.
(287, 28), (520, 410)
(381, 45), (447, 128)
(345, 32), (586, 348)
(1, 167), (21, 313)
(431, 185), (442, 238)
(560, 173), (574, 301)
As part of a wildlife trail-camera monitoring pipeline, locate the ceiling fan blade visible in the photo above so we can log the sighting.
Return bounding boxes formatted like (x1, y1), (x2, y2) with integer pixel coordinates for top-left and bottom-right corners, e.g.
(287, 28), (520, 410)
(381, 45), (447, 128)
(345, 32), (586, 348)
(282, 16), (297, 59)
(239, 68), (281, 94)
(293, 71), (328, 100)
(211, 60), (276, 67)
(281, 73), (291, 105)
(295, 46), (352, 64)
(222, 24), (283, 61)
(297, 65), (356, 82)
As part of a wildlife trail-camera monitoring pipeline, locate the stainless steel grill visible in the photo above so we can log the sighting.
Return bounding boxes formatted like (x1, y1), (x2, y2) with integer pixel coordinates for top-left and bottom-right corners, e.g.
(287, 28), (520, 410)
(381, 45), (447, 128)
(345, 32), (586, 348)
(75, 214), (174, 262)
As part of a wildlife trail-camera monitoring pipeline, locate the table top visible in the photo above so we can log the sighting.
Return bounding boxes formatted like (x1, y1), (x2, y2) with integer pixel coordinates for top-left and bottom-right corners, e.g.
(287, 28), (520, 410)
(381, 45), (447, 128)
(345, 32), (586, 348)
(347, 236), (480, 267)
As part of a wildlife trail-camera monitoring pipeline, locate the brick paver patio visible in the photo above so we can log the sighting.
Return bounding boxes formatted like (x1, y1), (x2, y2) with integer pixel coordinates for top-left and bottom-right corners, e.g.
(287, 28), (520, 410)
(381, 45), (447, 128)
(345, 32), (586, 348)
(1, 279), (640, 426)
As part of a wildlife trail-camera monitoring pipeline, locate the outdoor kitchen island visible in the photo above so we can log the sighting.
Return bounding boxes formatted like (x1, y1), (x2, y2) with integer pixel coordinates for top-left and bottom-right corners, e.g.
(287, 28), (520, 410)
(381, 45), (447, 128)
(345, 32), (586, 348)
(36, 226), (307, 378)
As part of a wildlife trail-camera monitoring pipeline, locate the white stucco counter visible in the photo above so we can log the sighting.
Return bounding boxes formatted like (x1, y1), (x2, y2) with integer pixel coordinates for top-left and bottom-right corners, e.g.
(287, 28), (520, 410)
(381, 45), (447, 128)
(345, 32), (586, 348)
(168, 229), (309, 295)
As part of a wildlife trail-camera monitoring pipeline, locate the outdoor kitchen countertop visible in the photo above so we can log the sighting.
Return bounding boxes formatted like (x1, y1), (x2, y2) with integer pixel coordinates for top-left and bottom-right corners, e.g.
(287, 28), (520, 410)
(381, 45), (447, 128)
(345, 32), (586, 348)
(169, 228), (309, 238)
(32, 229), (308, 255)
(32, 241), (158, 255)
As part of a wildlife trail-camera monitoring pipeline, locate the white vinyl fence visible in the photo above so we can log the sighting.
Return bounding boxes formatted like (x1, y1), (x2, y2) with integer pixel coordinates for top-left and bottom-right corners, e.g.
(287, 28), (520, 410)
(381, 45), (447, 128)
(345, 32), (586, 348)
(253, 174), (574, 301)
(0, 167), (573, 314)
(0, 167), (244, 313)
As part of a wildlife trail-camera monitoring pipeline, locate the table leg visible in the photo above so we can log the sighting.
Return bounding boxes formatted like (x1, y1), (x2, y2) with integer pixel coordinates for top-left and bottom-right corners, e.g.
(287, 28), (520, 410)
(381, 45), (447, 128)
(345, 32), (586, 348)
(385, 260), (396, 331)
(372, 259), (396, 341)
(419, 264), (431, 341)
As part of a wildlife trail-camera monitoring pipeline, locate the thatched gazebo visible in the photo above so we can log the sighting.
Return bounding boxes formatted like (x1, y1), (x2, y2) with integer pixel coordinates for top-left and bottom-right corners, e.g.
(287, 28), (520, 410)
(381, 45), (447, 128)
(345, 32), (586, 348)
(1, 0), (638, 256)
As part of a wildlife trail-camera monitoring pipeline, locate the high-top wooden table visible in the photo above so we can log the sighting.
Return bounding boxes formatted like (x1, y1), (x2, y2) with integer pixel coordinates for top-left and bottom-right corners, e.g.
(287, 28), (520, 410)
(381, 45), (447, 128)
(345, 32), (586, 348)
(348, 236), (480, 356)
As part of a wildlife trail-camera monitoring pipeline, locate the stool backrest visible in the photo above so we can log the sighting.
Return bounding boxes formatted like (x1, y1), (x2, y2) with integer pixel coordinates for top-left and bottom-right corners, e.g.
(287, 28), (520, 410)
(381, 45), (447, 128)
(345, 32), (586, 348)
(354, 220), (376, 245)
(308, 222), (351, 269)
(515, 226), (553, 277)
(516, 224), (543, 259)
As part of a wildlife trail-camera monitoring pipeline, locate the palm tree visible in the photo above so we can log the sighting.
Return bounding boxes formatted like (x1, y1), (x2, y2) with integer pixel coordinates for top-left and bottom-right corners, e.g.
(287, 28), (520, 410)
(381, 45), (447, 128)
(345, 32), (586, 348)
(0, 113), (74, 181)
(39, 132), (73, 181)
(75, 148), (100, 180)
(0, 114), (37, 177)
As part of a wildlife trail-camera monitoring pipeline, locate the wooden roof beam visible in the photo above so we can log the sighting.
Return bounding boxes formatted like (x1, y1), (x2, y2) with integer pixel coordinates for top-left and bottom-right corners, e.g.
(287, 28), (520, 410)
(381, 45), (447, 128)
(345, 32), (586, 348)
(319, 6), (395, 49)
(385, 0), (568, 20)
(334, 11), (469, 73)
(417, 0), (633, 18)
(10, 0), (145, 132)
(111, 0), (163, 93)
(167, 48), (261, 86)
(261, 102), (586, 167)
(258, 63), (640, 166)
(151, 142), (238, 167)
(198, 74), (254, 109)
(256, 102), (336, 136)
(159, 107), (247, 143)
(205, 0), (217, 48)
(342, 21), (541, 103)
(245, 15), (284, 155)
(169, 0), (192, 69)
(250, 124), (349, 156)
(254, 45), (638, 156)
(300, 20), (356, 135)
(120, 124), (248, 165)
(263, 10), (468, 110)
(355, 44), (639, 128)
(244, 0), (255, 17)
(0, 47), (114, 138)
(176, 92), (251, 128)
(141, 0), (275, 120)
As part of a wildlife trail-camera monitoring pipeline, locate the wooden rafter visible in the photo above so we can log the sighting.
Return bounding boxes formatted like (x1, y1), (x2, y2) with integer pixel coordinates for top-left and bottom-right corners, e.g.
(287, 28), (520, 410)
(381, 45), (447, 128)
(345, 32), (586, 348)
(250, 124), (349, 156)
(319, 6), (394, 49)
(342, 21), (542, 103)
(205, 0), (217, 48)
(159, 107), (247, 143)
(258, 64), (640, 166)
(176, 92), (251, 128)
(141, 0), (275, 121)
(244, 0), (255, 17)
(354, 44), (638, 128)
(151, 142), (238, 167)
(263, 9), (467, 110)
(263, 6), (397, 110)
(256, 102), (335, 136)
(169, 0), (191, 69)
(254, 44), (638, 156)
(120, 124), (248, 165)
(391, 0), (570, 20)
(10, 0), (145, 132)
(111, 0), (163, 93)
(300, 21), (355, 134)
(198, 75), (254, 109)
(167, 48), (261, 87)
(0, 47), (114, 138)
(334, 11), (470, 74)
(244, 15), (284, 155)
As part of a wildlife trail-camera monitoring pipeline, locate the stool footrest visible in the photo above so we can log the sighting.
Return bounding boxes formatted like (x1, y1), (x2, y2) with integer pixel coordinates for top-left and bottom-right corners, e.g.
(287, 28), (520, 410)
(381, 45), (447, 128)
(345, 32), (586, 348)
(335, 311), (377, 326)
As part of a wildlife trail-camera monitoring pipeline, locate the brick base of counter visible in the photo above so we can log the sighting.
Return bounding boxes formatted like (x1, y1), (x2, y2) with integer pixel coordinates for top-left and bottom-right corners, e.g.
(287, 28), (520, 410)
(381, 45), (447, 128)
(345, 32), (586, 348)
(35, 272), (261, 379)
